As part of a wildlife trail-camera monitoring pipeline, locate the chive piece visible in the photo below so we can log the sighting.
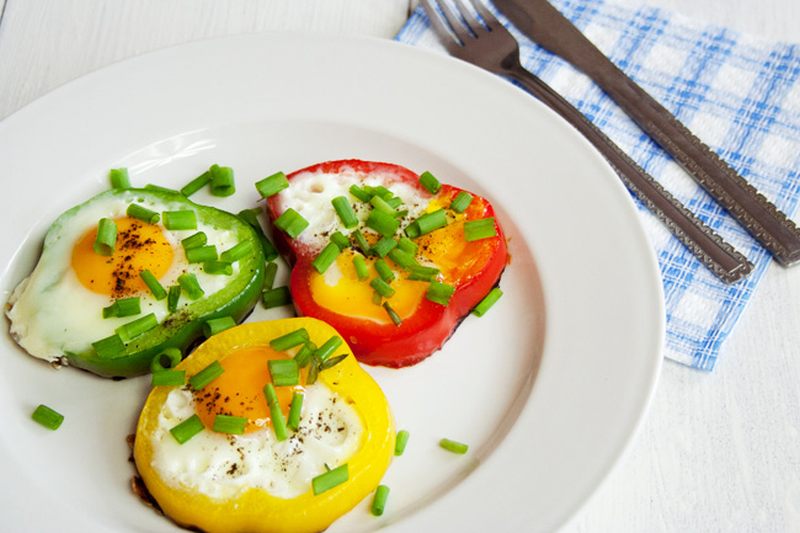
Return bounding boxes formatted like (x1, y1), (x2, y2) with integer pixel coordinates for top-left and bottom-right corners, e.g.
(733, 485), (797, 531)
(31, 404), (64, 430)
(115, 313), (158, 342)
(387, 248), (417, 270)
(162, 210), (197, 230)
(140, 270), (167, 300)
(332, 196), (359, 229)
(287, 392), (304, 431)
(439, 438), (469, 454)
(312, 464), (349, 495)
(330, 231), (350, 251)
(386, 196), (404, 209)
(315, 336), (343, 362)
(270, 328), (310, 351)
(415, 209), (447, 235)
(203, 316), (236, 337)
(351, 230), (371, 254)
(312, 242), (341, 274)
(203, 261), (233, 275)
(370, 195), (397, 216)
(109, 168), (131, 190)
(367, 185), (393, 199)
(372, 237), (397, 258)
(263, 262), (278, 290)
(94, 218), (117, 256)
(213, 414), (247, 434)
(353, 254), (369, 281)
(366, 209), (400, 238)
(394, 430), (410, 456)
(180, 231), (207, 251)
(397, 236), (418, 255)
(237, 209), (279, 261)
(180, 171), (211, 197)
(170, 415), (205, 444)
(320, 353), (348, 370)
(383, 302), (402, 326)
(93, 334), (125, 357)
(178, 273), (204, 300)
(375, 259), (395, 283)
(404, 222), (421, 239)
(464, 217), (497, 241)
(307, 355), (321, 385)
(426, 281), (455, 306)
(268, 359), (300, 386)
(103, 297), (141, 318)
(263, 383), (288, 441)
(371, 278), (395, 298)
(186, 245), (218, 263)
(151, 369), (186, 387)
(371, 485), (391, 516)
(349, 184), (372, 202)
(450, 191), (474, 213)
(220, 240), (254, 263)
(255, 171), (289, 198)
(408, 265), (440, 282)
(294, 342), (316, 368)
(473, 287), (503, 316)
(145, 184), (180, 195)
(127, 203), (160, 224)
(274, 208), (309, 239)
(150, 347), (182, 372)
(419, 171), (442, 194)
(209, 165), (235, 197)
(263, 286), (291, 308)
(189, 360), (224, 390)
(167, 285), (181, 312)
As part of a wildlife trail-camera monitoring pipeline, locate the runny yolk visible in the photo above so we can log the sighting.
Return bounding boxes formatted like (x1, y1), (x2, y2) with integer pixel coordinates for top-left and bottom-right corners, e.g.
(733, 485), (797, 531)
(71, 216), (174, 297)
(193, 346), (298, 434)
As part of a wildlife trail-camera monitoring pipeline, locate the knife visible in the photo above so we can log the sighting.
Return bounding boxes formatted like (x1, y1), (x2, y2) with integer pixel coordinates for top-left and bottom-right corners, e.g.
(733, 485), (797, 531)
(493, 0), (800, 266)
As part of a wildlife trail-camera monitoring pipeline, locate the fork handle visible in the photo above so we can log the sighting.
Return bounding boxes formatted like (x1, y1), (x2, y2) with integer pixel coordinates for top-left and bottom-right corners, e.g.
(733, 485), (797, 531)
(507, 65), (753, 283)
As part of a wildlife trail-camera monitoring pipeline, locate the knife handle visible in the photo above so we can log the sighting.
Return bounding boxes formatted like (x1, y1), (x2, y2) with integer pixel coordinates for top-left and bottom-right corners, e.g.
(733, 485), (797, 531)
(508, 65), (753, 283)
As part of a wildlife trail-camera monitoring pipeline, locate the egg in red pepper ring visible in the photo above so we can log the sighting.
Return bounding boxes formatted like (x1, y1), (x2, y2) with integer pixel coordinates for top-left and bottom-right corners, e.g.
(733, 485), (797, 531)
(266, 159), (508, 368)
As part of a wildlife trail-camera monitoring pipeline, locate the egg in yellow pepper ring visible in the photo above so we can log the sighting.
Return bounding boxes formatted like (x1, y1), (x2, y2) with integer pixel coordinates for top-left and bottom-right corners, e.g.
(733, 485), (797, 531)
(133, 317), (395, 533)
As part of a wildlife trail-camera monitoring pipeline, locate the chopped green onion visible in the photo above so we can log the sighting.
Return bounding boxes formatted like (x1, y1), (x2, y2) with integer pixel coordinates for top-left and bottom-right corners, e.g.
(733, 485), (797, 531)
(287, 392), (304, 430)
(150, 347), (182, 372)
(255, 171), (289, 198)
(397, 236), (418, 255)
(473, 287), (503, 316)
(263, 286), (291, 308)
(180, 171), (211, 197)
(270, 328), (310, 351)
(386, 196), (404, 209)
(415, 209), (447, 235)
(93, 218), (117, 256)
(330, 231), (350, 251)
(370, 195), (397, 216)
(263, 383), (288, 441)
(31, 404), (64, 431)
(140, 270), (168, 300)
(349, 184), (372, 202)
(419, 171), (441, 194)
(312, 464), (349, 495)
(375, 259), (395, 283)
(450, 191), (474, 213)
(213, 414), (247, 434)
(209, 164), (235, 197)
(320, 353), (348, 370)
(109, 168), (131, 190)
(274, 208), (309, 239)
(162, 210), (197, 230)
(294, 342), (316, 368)
(186, 245), (218, 263)
(115, 313), (158, 342)
(371, 485), (391, 516)
(126, 203), (160, 224)
(307, 355), (321, 385)
(102, 297), (141, 318)
(464, 217), (497, 242)
(404, 222), (420, 239)
(371, 278), (395, 299)
(439, 438), (469, 454)
(189, 360), (224, 390)
(203, 261), (233, 275)
(387, 248), (417, 270)
(268, 359), (299, 386)
(383, 302), (402, 326)
(353, 254), (369, 280)
(315, 336), (343, 362)
(263, 261), (278, 290)
(426, 281), (455, 306)
(180, 231), (207, 251)
(178, 273), (204, 300)
(167, 285), (181, 312)
(170, 415), (204, 444)
(92, 334), (125, 357)
(351, 230), (371, 254)
(145, 184), (180, 195)
(366, 185), (393, 199)
(372, 237), (397, 258)
(366, 209), (400, 238)
(237, 208), (279, 261)
(203, 316), (236, 337)
(407, 264), (440, 282)
(394, 430), (410, 455)
(151, 369), (186, 387)
(312, 242), (341, 274)
(332, 196), (359, 229)
(220, 240), (254, 263)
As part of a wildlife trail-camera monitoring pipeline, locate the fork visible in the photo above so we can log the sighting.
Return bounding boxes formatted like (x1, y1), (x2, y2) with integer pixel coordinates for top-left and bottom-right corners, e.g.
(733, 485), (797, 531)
(422, 0), (753, 284)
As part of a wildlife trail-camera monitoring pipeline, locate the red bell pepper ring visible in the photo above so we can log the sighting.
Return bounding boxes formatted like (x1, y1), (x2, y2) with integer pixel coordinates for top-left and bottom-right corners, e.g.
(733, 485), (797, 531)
(266, 159), (508, 368)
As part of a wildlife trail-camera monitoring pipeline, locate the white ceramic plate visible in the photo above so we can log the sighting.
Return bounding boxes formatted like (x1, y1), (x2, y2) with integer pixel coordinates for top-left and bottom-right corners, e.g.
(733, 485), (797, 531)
(0, 33), (663, 532)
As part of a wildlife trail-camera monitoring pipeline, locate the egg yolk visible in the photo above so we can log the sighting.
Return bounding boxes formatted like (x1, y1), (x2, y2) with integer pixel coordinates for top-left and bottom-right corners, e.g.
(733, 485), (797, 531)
(193, 346), (299, 433)
(71, 216), (174, 297)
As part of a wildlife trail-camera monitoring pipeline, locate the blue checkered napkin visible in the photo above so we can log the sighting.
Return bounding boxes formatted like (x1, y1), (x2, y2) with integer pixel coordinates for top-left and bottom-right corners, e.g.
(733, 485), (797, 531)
(396, 0), (800, 371)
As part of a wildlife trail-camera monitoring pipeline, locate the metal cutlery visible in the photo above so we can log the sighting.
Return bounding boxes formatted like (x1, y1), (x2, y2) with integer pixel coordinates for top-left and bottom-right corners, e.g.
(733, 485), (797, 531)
(421, 0), (753, 283)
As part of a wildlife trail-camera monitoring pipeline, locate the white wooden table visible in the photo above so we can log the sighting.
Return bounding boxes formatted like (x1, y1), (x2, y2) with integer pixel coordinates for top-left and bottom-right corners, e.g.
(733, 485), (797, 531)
(2, 1), (799, 531)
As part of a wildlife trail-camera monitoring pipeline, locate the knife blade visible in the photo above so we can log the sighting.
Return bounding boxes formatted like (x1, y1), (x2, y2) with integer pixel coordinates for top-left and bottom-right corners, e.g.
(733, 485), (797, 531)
(493, 0), (800, 266)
